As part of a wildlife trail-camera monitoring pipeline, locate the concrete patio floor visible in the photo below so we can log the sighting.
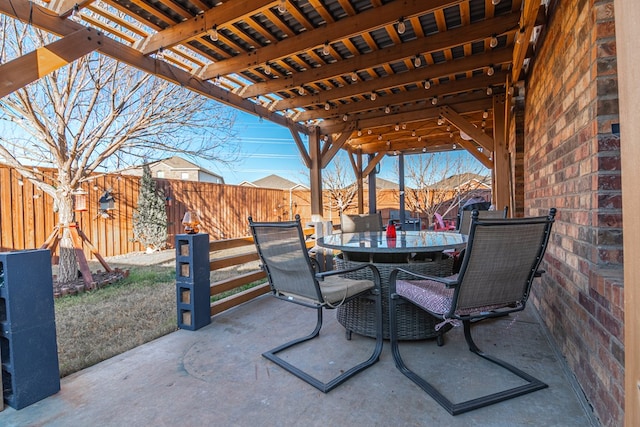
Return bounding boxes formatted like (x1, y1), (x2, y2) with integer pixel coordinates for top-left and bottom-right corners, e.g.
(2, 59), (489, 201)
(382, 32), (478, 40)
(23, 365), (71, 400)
(1, 295), (599, 426)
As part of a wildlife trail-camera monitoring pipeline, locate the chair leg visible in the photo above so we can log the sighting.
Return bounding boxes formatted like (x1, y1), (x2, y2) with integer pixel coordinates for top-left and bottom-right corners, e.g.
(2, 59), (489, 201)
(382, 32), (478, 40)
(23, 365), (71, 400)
(389, 296), (547, 415)
(263, 290), (383, 393)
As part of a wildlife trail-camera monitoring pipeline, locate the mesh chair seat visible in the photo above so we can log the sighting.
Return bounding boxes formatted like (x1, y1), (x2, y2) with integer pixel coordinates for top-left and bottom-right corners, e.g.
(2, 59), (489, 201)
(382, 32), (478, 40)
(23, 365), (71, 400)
(389, 208), (556, 415)
(249, 214), (383, 393)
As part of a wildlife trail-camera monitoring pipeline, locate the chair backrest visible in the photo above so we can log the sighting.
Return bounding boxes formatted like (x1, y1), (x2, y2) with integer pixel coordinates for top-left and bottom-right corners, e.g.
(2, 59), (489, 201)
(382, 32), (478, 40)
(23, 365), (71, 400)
(452, 209), (556, 317)
(341, 212), (383, 233)
(458, 206), (508, 235)
(249, 215), (321, 302)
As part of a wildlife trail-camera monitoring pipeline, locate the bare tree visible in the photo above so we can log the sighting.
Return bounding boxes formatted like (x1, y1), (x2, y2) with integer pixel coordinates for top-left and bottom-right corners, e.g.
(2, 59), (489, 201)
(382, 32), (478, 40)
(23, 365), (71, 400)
(403, 153), (488, 228)
(321, 154), (359, 218)
(0, 19), (238, 283)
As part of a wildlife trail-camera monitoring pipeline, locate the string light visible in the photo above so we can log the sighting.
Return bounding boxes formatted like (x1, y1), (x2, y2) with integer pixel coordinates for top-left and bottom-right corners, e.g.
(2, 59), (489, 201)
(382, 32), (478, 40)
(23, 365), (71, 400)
(437, 117), (444, 126)
(431, 96), (438, 105)
(397, 17), (406, 35)
(452, 143), (457, 149)
(492, 0), (501, 5)
(370, 92), (377, 101)
(413, 55), (422, 67)
(157, 47), (165, 60)
(357, 129), (362, 136)
(411, 130), (416, 137)
(487, 86), (493, 96)
(487, 65), (495, 76)
(351, 71), (358, 82)
(342, 114), (349, 121)
(422, 147), (426, 152)
(424, 80), (431, 89)
(298, 87), (305, 95)
(324, 102), (331, 111)
(322, 41), (330, 56)
(378, 135), (383, 140)
(208, 25), (219, 42)
(385, 105), (391, 114)
(417, 136), (422, 142)
(264, 63), (271, 75)
(482, 110), (489, 119)
(395, 123), (400, 131)
(71, 3), (80, 20)
(490, 35), (498, 48)
(277, 0), (287, 13)
(367, 129), (372, 135)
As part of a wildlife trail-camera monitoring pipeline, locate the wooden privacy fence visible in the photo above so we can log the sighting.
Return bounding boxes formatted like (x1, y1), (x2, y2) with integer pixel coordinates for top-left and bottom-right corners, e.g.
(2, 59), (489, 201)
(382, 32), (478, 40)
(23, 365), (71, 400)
(0, 165), (312, 260)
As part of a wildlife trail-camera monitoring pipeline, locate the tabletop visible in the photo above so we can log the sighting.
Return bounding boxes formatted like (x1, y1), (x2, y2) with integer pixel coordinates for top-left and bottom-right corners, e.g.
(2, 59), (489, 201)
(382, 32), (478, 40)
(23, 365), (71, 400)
(318, 230), (467, 254)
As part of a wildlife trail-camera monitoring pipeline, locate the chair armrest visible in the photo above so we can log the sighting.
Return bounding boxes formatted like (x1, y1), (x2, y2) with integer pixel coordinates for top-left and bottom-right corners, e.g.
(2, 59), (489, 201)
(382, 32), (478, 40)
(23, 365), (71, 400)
(389, 267), (459, 288)
(316, 263), (381, 286)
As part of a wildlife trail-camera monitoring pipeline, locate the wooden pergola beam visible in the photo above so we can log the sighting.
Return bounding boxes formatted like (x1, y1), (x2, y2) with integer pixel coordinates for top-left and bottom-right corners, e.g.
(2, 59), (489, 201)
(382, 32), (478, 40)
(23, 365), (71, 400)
(438, 105), (494, 152)
(0, 0), (309, 136)
(511, 1), (542, 82)
(242, 12), (520, 99)
(0, 27), (103, 99)
(201, 0), (460, 80)
(272, 49), (512, 111)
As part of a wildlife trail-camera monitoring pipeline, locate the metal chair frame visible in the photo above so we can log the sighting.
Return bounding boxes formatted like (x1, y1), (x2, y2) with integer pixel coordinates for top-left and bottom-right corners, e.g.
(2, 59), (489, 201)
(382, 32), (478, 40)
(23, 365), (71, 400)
(389, 208), (556, 415)
(249, 215), (383, 393)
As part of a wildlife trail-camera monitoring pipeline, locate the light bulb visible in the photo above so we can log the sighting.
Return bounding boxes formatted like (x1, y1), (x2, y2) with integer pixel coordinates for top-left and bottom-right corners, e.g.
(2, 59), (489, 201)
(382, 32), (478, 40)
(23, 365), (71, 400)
(278, 0), (287, 13)
(487, 86), (493, 95)
(437, 117), (444, 126)
(431, 97), (438, 105)
(367, 129), (372, 135)
(264, 63), (271, 75)
(418, 136), (422, 141)
(414, 55), (421, 67)
(322, 42), (330, 56)
(370, 92), (377, 101)
(357, 129), (362, 136)
(378, 135), (383, 140)
(490, 35), (498, 48)
(71, 3), (80, 19)
(298, 87), (305, 95)
(452, 144), (457, 149)
(385, 106), (391, 114)
(482, 110), (489, 119)
(397, 17), (406, 35)
(395, 124), (400, 131)
(209, 25), (219, 41)
(492, 0), (501, 5)
(487, 65), (495, 76)
(411, 130), (416, 137)
(343, 114), (348, 122)
(402, 123), (406, 129)
(446, 125), (451, 132)
(422, 147), (426, 152)
(324, 102), (330, 111)
(157, 47), (165, 60)
(424, 80), (431, 89)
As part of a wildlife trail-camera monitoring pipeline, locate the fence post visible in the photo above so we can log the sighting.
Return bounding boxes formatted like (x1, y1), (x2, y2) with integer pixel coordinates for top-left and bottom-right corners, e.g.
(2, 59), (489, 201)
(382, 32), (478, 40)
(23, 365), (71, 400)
(175, 234), (211, 331)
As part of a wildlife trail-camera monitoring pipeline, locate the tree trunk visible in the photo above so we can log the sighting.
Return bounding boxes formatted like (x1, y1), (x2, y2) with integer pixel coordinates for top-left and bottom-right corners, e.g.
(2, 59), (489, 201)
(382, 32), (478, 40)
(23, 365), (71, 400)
(56, 193), (78, 284)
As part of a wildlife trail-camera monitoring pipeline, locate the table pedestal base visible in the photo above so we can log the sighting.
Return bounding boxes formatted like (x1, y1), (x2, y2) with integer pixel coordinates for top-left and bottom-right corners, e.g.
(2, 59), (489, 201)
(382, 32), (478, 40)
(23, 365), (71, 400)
(335, 257), (454, 341)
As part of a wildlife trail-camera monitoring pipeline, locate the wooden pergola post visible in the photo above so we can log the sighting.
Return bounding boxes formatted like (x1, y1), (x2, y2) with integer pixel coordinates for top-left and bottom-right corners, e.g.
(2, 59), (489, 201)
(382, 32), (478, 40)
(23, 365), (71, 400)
(492, 94), (511, 213)
(309, 127), (323, 219)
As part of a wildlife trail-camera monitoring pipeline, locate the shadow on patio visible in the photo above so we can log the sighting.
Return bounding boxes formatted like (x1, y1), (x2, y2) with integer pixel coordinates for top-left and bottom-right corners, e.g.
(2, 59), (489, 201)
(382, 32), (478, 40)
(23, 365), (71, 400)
(0, 295), (598, 426)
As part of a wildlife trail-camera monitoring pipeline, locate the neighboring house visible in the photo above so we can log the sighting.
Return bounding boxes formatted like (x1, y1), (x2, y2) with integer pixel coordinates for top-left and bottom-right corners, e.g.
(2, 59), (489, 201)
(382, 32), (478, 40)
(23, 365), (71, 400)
(120, 156), (224, 184)
(363, 176), (401, 190)
(429, 173), (491, 192)
(240, 174), (308, 190)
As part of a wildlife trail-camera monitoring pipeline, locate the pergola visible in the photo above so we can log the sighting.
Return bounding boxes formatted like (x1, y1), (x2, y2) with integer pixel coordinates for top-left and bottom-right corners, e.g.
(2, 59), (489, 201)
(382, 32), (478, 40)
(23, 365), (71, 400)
(0, 0), (545, 217)
(2, 1), (640, 424)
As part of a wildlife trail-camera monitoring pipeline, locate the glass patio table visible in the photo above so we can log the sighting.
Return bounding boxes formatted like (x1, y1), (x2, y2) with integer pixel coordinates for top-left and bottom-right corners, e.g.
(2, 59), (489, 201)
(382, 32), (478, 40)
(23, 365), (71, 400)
(318, 231), (467, 340)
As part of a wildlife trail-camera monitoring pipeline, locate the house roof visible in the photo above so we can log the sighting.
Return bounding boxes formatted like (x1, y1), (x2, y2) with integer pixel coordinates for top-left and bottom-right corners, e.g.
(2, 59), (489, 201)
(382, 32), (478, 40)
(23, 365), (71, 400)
(122, 156), (225, 182)
(246, 174), (308, 190)
(364, 176), (400, 190)
(430, 173), (491, 190)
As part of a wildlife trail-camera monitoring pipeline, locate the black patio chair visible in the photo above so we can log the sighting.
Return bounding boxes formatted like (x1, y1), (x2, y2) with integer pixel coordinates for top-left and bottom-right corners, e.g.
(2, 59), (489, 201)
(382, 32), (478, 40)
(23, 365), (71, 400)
(249, 215), (383, 393)
(389, 208), (556, 415)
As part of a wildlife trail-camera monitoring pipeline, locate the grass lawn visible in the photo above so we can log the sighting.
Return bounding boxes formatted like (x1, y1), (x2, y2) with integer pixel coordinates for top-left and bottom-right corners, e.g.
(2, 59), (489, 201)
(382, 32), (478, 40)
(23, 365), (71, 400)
(54, 266), (177, 377)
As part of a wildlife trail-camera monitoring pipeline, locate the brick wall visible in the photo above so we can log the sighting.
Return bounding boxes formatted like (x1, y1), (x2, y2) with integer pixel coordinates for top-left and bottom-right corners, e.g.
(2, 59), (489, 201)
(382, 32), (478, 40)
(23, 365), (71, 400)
(525, 0), (623, 425)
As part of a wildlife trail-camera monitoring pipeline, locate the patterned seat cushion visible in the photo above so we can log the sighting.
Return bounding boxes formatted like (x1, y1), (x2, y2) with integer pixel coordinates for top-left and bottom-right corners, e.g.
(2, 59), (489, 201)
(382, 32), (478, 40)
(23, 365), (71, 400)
(395, 278), (455, 315)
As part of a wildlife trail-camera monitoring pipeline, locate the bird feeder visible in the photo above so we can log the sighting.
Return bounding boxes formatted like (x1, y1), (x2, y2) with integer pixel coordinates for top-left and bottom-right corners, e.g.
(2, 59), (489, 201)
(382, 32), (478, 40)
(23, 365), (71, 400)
(72, 188), (88, 212)
(99, 190), (115, 211)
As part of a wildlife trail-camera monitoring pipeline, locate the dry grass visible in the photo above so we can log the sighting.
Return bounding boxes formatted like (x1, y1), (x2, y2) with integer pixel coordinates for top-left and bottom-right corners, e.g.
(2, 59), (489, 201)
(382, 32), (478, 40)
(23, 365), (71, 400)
(54, 266), (177, 377)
